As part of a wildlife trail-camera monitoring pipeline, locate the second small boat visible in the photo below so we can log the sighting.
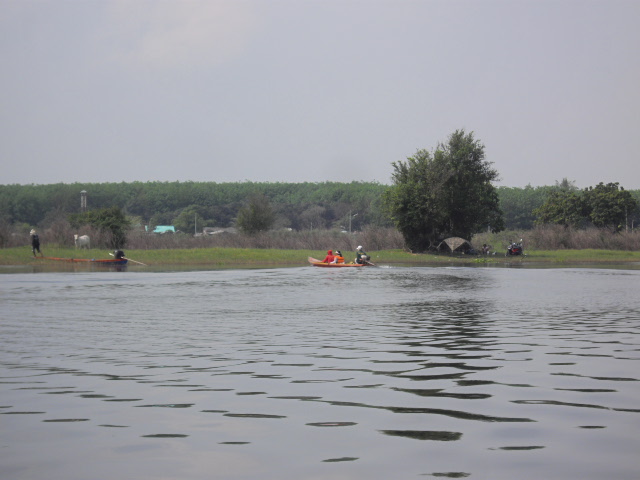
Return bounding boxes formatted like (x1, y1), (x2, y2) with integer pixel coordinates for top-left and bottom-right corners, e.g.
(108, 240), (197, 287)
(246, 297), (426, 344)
(37, 256), (128, 266)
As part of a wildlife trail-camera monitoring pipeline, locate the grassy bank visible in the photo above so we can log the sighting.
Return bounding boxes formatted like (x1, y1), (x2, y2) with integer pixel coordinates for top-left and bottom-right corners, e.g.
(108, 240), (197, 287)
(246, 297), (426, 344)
(376, 249), (640, 266)
(2, 246), (640, 268)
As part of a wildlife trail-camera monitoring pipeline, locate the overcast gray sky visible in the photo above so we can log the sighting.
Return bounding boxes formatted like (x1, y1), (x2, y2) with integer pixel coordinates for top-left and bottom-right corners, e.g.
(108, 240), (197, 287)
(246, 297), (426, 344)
(2, 0), (639, 189)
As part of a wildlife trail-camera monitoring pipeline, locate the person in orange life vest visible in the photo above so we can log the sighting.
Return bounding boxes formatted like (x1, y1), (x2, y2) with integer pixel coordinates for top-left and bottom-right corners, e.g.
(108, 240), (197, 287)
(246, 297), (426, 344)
(322, 250), (335, 263)
(332, 250), (345, 264)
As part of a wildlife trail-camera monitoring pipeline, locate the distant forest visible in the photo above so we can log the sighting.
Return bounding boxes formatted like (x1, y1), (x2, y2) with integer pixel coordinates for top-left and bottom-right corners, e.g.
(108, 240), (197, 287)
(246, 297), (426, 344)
(1, 181), (639, 233)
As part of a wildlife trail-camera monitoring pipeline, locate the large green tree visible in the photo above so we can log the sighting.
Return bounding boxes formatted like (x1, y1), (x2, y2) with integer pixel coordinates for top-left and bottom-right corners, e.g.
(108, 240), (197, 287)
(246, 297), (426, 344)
(383, 130), (504, 251)
(235, 194), (275, 235)
(534, 182), (638, 232)
(583, 182), (637, 232)
(69, 206), (131, 248)
(172, 205), (215, 234)
(533, 190), (586, 228)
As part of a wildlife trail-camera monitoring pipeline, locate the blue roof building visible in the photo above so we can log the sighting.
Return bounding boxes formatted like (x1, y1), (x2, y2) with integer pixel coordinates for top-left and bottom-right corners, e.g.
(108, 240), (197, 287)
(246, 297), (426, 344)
(145, 225), (176, 234)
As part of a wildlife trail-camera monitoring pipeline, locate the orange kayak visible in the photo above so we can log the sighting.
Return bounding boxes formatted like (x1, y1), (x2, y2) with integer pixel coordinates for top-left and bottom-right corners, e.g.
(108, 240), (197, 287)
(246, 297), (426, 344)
(308, 257), (368, 268)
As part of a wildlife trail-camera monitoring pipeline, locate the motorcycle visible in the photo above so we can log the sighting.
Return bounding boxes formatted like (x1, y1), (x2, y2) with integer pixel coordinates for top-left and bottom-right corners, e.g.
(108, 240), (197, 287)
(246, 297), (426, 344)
(506, 239), (524, 256)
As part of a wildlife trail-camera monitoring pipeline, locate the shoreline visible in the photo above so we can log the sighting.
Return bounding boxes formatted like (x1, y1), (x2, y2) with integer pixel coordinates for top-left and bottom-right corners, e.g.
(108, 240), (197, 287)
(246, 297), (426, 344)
(2, 247), (640, 270)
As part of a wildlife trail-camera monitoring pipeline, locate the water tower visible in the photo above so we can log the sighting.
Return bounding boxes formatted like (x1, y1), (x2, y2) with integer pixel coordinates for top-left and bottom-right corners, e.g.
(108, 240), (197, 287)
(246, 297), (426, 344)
(80, 190), (87, 212)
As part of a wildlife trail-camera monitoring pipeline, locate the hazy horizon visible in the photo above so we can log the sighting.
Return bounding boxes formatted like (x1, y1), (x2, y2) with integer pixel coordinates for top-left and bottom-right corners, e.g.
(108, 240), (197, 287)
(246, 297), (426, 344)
(2, 177), (637, 191)
(2, 1), (639, 190)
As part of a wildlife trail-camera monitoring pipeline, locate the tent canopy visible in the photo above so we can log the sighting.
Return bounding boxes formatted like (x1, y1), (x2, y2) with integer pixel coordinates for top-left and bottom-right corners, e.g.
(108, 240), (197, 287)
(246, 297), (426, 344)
(437, 237), (473, 253)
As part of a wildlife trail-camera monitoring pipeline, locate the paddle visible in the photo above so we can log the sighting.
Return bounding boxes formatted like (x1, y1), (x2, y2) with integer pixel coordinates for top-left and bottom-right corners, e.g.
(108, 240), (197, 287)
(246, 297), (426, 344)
(359, 254), (376, 266)
(109, 252), (148, 266)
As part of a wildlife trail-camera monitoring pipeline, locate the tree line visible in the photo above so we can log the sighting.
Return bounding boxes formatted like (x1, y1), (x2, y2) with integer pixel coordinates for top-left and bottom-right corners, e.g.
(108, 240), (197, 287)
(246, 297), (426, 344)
(1, 130), (639, 251)
(4, 180), (637, 233)
(498, 180), (640, 231)
(0, 181), (390, 234)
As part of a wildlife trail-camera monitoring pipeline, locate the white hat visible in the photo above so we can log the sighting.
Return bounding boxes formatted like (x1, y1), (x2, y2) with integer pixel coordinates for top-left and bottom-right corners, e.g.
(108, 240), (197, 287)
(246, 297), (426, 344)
(30, 229), (36, 235)
(357, 245), (362, 250)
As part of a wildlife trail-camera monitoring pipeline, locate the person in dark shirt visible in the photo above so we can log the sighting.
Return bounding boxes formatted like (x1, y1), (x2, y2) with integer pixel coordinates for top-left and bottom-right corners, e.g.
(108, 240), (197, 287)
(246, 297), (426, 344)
(30, 229), (42, 257)
(355, 246), (369, 264)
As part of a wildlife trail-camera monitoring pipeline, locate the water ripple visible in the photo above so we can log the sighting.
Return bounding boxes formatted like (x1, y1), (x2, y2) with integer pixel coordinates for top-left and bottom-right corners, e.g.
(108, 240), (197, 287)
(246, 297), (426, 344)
(1, 267), (639, 480)
(381, 430), (462, 441)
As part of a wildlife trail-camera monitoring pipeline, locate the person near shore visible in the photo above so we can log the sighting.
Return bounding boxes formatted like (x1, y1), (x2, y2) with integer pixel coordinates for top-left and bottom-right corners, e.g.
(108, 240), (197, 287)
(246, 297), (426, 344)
(30, 229), (42, 257)
(332, 250), (345, 264)
(321, 250), (335, 263)
(355, 245), (369, 264)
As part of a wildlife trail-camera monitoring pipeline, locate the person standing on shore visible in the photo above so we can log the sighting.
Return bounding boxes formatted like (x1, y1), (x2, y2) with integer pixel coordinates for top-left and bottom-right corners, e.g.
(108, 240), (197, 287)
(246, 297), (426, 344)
(30, 229), (42, 257)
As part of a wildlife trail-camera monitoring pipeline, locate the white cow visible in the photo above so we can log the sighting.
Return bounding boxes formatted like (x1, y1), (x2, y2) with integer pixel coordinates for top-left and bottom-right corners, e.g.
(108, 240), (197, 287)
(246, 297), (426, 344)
(74, 234), (90, 249)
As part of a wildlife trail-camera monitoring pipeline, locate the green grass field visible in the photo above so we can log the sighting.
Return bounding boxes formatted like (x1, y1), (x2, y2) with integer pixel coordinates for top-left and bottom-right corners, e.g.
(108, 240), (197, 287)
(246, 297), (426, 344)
(3, 246), (640, 268)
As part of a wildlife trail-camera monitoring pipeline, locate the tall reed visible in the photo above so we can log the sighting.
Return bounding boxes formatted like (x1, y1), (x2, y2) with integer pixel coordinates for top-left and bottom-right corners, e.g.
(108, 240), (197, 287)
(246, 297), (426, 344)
(472, 225), (640, 251)
(124, 226), (406, 252)
(4, 219), (637, 252)
(3, 220), (406, 252)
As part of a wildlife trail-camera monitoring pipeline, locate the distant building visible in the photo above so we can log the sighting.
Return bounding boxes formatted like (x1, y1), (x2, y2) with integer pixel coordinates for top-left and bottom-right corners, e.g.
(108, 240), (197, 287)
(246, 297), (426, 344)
(145, 225), (176, 234)
(203, 227), (237, 235)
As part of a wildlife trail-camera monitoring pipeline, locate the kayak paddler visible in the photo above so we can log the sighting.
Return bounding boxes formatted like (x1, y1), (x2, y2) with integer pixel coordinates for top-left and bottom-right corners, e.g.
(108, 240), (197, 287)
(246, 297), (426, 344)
(321, 250), (335, 263)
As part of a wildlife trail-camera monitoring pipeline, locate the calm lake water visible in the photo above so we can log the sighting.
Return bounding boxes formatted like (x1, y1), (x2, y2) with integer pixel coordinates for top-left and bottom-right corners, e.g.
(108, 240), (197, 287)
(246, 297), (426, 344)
(1, 265), (639, 480)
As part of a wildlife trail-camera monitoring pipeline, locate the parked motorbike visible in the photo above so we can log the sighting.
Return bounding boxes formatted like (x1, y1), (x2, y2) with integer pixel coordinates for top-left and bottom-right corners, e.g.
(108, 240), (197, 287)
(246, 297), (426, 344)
(506, 239), (524, 256)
